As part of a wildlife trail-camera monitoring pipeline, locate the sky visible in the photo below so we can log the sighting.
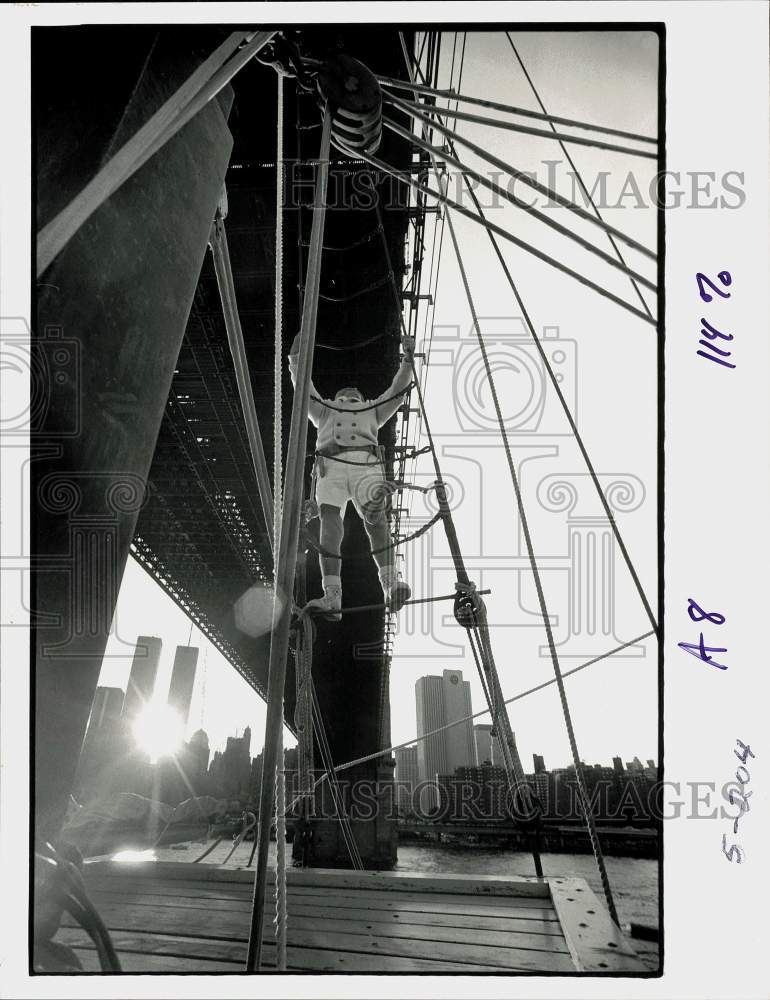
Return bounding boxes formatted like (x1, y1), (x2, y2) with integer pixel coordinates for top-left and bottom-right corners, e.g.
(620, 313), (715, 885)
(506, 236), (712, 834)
(98, 29), (659, 769)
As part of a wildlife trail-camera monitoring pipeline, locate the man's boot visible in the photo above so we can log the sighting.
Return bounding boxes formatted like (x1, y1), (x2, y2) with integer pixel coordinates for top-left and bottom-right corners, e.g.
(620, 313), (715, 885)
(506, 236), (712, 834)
(303, 575), (342, 622)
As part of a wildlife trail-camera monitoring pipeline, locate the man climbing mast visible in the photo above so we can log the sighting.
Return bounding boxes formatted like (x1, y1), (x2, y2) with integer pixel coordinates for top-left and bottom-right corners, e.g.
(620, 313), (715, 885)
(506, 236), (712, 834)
(288, 332), (415, 620)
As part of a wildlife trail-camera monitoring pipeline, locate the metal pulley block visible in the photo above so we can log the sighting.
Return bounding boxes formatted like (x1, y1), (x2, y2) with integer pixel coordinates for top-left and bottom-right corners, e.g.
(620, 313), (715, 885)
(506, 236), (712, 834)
(317, 53), (383, 155)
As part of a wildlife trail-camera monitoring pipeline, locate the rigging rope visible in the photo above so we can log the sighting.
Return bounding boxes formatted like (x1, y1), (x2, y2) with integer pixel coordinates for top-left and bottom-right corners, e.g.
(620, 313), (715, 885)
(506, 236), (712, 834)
(342, 140), (655, 326)
(377, 74), (659, 145)
(383, 114), (656, 288)
(385, 93), (656, 261)
(299, 224), (383, 252)
(303, 510), (442, 560)
(444, 202), (620, 924)
(284, 630), (655, 815)
(310, 679), (364, 869)
(310, 383), (415, 413)
(389, 97), (658, 160)
(274, 730), (288, 969)
(318, 270), (393, 303)
(505, 33), (655, 322)
(374, 197), (544, 876)
(314, 330), (390, 351)
(273, 71), (288, 972)
(404, 69), (659, 637)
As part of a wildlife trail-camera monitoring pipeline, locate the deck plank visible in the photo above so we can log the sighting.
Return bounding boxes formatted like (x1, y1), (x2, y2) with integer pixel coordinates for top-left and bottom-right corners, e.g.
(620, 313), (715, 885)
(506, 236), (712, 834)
(85, 873), (559, 917)
(53, 860), (645, 974)
(87, 886), (561, 928)
(84, 861), (550, 897)
(87, 890), (562, 934)
(62, 903), (572, 971)
(63, 932), (509, 972)
(69, 900), (568, 952)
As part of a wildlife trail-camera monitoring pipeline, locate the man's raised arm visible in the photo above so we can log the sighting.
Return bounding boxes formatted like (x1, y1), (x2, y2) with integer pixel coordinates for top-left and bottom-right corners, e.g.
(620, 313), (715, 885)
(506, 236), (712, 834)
(287, 332), (323, 426)
(373, 336), (415, 426)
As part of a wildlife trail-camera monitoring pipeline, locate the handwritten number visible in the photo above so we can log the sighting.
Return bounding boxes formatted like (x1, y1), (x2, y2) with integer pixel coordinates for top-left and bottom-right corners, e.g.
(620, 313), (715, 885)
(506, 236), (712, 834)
(696, 350), (736, 369)
(696, 270), (732, 303)
(722, 834), (744, 863)
(687, 599), (725, 625)
(700, 318), (734, 342)
(734, 741), (755, 764)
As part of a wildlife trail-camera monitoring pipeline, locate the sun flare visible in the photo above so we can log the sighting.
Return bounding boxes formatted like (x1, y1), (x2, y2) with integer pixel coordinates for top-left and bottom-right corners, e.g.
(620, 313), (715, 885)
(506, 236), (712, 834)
(132, 704), (185, 763)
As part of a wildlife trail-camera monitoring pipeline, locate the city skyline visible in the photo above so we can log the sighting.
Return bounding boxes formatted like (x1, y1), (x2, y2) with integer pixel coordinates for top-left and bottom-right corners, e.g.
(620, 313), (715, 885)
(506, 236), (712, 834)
(77, 675), (658, 816)
(96, 563), (658, 769)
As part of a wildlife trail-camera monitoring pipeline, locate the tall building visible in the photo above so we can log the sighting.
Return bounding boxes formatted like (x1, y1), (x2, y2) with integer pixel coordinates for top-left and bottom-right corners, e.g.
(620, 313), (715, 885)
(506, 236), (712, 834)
(415, 670), (474, 793)
(533, 754), (546, 774)
(394, 746), (419, 812)
(219, 729), (253, 800)
(167, 645), (199, 725)
(474, 723), (503, 766)
(187, 729), (210, 776)
(122, 635), (162, 719)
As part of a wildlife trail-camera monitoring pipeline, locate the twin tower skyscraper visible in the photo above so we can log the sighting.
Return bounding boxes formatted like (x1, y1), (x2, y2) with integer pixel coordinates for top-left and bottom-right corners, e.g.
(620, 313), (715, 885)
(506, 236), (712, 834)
(123, 635), (199, 725)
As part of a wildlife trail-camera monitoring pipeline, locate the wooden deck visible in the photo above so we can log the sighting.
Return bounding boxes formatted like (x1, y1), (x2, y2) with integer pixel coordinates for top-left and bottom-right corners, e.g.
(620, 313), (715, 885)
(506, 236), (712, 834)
(57, 860), (647, 974)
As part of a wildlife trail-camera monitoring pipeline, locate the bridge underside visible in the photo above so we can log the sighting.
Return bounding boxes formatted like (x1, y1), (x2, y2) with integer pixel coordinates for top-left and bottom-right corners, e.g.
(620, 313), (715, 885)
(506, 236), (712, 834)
(33, 25), (431, 866)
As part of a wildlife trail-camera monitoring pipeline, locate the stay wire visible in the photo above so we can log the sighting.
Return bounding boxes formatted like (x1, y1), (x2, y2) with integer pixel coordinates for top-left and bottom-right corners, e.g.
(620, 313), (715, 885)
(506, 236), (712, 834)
(444, 204), (620, 925)
(378, 157), (544, 875)
(505, 33), (655, 321)
(383, 114), (656, 289)
(284, 630), (655, 815)
(378, 75), (659, 145)
(346, 141), (654, 327)
(385, 92), (656, 262)
(402, 61), (659, 637)
(455, 167), (659, 637)
(391, 97), (658, 160)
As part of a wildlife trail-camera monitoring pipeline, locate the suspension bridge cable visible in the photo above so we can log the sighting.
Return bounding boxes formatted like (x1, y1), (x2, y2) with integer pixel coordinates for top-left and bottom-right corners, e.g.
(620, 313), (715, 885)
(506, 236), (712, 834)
(400, 76), (659, 637)
(383, 114), (656, 290)
(390, 98), (658, 160)
(505, 33), (655, 321)
(444, 203), (620, 925)
(344, 141), (655, 326)
(377, 75), (659, 145)
(284, 630), (655, 814)
(386, 92), (656, 262)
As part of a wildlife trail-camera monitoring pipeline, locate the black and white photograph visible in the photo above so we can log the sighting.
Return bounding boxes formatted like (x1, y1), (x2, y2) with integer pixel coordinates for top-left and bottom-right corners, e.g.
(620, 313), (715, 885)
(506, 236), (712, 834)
(0, 3), (767, 997)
